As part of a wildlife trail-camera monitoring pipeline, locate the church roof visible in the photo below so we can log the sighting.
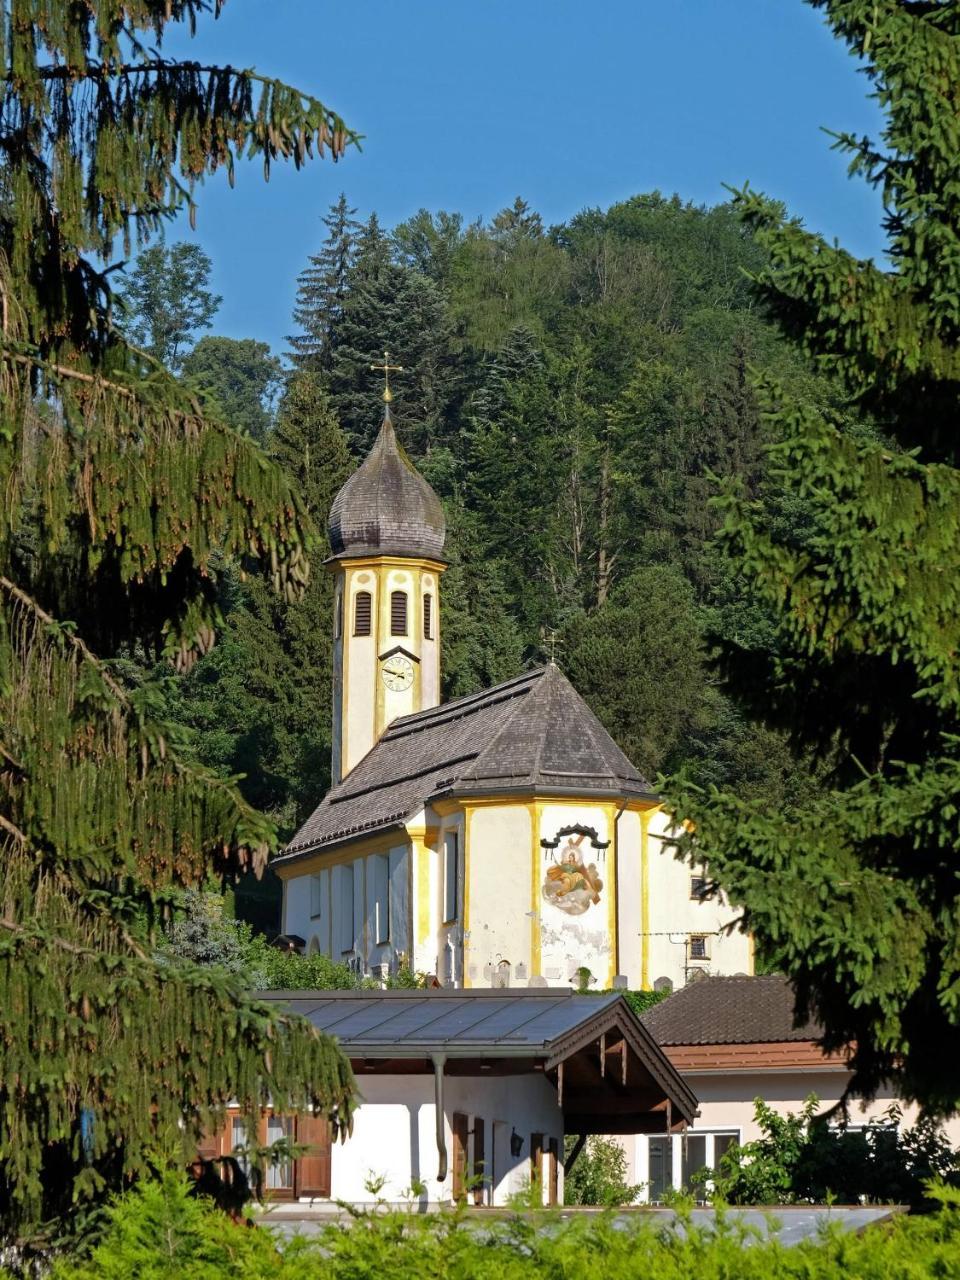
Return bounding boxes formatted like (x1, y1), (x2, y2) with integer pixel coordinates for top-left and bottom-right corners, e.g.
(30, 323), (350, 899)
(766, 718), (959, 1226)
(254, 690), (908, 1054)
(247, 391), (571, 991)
(328, 406), (446, 561)
(279, 664), (656, 863)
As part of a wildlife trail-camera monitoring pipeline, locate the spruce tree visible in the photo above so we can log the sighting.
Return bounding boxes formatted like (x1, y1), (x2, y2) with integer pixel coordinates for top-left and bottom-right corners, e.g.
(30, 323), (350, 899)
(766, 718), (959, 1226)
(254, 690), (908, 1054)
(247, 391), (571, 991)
(0, 0), (358, 1241)
(326, 215), (458, 455)
(669, 0), (960, 1115)
(289, 194), (361, 371)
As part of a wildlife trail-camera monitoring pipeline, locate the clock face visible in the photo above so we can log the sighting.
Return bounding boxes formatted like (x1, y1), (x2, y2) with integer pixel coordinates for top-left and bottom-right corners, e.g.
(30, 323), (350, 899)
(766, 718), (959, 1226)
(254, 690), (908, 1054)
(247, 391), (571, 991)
(381, 655), (414, 691)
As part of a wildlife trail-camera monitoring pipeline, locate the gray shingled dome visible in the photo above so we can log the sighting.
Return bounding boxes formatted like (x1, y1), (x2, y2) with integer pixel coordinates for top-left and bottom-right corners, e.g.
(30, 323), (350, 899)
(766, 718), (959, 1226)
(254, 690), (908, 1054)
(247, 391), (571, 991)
(328, 407), (446, 561)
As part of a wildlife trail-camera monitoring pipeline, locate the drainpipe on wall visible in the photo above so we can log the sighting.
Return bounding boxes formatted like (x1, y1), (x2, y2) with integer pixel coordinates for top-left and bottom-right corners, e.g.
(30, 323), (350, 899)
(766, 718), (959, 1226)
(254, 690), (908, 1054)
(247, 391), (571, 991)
(432, 1053), (447, 1182)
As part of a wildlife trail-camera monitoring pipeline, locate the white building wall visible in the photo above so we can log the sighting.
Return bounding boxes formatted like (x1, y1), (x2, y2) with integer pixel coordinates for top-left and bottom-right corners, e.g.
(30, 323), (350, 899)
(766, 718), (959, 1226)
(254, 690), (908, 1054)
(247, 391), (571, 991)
(465, 806), (531, 988)
(537, 803), (615, 987)
(622, 1070), (960, 1200)
(328, 1072), (563, 1207)
(644, 808), (752, 991)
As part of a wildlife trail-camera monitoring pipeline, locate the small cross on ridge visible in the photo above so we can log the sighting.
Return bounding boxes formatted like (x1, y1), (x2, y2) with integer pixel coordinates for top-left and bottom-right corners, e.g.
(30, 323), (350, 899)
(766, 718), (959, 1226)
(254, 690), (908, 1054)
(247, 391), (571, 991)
(370, 350), (404, 403)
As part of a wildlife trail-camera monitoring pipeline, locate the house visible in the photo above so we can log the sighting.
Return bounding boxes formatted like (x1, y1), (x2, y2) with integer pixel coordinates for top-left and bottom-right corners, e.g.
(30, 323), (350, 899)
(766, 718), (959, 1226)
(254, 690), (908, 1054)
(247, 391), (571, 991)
(275, 393), (751, 992)
(201, 987), (698, 1206)
(625, 975), (960, 1200)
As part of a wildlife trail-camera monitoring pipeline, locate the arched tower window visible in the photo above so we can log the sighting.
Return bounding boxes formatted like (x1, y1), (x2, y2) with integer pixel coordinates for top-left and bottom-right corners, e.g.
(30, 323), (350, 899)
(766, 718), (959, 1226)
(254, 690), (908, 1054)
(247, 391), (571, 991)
(354, 590), (372, 636)
(423, 592), (433, 640)
(390, 590), (408, 637)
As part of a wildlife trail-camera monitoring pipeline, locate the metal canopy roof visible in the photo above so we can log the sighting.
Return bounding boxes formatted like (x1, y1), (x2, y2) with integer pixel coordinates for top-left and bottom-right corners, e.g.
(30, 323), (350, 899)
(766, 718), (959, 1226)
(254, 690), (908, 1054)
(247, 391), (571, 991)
(261, 988), (698, 1125)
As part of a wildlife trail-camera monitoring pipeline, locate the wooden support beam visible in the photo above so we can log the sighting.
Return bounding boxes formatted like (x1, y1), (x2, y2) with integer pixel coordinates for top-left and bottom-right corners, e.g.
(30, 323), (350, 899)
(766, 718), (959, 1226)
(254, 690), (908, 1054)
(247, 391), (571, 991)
(564, 1132), (587, 1174)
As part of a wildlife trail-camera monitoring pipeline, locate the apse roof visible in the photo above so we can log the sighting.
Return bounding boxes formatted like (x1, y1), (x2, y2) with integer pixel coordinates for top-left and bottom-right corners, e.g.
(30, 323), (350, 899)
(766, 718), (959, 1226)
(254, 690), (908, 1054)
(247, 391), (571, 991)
(641, 975), (822, 1046)
(328, 407), (445, 562)
(278, 663), (656, 861)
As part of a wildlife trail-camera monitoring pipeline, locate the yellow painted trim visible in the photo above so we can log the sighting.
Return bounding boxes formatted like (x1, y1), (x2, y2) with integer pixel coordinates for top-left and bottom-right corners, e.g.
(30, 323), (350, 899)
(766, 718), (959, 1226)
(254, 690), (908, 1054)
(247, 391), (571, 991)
(431, 797), (464, 818)
(462, 810), (472, 988)
(748, 930), (756, 976)
(640, 810), (650, 990)
(328, 554), (448, 574)
(605, 802), (618, 986)
(529, 801), (541, 978)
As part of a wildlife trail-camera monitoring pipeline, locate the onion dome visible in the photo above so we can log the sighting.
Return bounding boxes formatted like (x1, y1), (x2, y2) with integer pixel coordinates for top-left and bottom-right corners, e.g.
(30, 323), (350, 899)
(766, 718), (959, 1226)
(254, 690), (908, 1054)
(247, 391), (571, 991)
(328, 405), (446, 562)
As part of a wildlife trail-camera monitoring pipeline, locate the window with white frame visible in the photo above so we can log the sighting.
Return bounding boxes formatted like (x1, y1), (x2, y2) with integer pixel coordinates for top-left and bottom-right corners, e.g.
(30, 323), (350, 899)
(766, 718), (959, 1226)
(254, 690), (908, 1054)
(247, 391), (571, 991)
(372, 853), (390, 944)
(689, 874), (708, 900)
(310, 872), (323, 919)
(443, 831), (459, 924)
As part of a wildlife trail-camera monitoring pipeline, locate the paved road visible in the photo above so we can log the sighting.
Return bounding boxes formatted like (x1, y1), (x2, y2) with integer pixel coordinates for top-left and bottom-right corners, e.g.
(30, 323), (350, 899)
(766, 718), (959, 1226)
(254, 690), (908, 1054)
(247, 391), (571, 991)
(259, 1203), (902, 1246)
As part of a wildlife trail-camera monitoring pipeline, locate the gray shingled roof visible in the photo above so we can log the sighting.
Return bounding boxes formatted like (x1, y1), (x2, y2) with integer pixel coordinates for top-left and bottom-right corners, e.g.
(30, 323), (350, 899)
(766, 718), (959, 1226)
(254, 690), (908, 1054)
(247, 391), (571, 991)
(328, 407), (446, 561)
(259, 988), (699, 1121)
(278, 664), (656, 861)
(641, 975), (822, 1046)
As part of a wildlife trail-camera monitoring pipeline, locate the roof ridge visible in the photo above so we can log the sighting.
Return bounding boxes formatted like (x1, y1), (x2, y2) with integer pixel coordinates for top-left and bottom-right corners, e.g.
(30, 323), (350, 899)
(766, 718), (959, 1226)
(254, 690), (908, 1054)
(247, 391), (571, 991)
(385, 667), (547, 735)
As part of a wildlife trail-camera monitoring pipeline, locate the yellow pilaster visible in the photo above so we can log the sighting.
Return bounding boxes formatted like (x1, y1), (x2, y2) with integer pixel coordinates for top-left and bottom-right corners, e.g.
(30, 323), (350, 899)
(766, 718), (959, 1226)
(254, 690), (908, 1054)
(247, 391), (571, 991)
(640, 810), (650, 990)
(462, 810), (472, 988)
(605, 803), (618, 987)
(529, 801), (541, 978)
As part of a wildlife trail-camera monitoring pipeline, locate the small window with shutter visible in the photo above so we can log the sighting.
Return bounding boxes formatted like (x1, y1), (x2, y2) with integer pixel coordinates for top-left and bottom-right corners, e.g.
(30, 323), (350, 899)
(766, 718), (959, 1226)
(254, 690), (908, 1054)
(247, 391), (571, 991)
(443, 831), (459, 924)
(354, 591), (372, 636)
(390, 590), (408, 636)
(423, 592), (433, 640)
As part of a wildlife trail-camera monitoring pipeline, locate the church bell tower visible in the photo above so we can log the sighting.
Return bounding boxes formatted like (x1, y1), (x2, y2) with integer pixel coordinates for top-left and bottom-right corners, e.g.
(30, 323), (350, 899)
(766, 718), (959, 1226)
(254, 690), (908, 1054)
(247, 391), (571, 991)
(327, 362), (446, 784)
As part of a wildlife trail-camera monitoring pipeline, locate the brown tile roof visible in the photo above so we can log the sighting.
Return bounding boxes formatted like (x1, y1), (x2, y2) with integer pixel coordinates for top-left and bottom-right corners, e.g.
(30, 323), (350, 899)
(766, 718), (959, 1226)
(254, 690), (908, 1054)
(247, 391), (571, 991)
(641, 975), (822, 1047)
(277, 664), (655, 863)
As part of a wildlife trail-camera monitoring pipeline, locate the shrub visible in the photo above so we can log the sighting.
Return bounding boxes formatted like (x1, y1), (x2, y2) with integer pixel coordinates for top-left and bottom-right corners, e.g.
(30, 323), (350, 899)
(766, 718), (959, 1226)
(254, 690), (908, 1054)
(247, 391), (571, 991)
(564, 1135), (640, 1206)
(707, 1096), (960, 1206)
(46, 1177), (960, 1280)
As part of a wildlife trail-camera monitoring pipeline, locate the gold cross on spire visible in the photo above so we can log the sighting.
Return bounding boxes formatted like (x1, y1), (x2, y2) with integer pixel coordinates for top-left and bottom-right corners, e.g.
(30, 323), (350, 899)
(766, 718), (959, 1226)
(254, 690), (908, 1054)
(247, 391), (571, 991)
(545, 629), (563, 664)
(370, 350), (404, 403)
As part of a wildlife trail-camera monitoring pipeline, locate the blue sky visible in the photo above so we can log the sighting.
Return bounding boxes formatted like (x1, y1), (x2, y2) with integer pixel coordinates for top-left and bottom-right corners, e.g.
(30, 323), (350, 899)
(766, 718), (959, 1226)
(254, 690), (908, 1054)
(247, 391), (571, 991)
(158, 0), (887, 355)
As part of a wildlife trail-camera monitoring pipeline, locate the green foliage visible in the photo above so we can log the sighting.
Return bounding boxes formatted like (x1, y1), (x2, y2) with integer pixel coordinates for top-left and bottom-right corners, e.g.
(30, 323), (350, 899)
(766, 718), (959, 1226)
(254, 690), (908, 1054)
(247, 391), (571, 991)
(564, 1135), (640, 1206)
(665, 0), (960, 1115)
(46, 1173), (960, 1279)
(124, 242), (222, 370)
(0, 0), (358, 1246)
(182, 337), (283, 443)
(707, 1096), (960, 1207)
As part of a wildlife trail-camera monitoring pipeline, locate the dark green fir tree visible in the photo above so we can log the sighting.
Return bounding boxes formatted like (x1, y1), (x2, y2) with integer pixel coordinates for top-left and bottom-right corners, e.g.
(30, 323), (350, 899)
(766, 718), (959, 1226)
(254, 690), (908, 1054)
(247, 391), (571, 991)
(0, 0), (358, 1244)
(668, 0), (960, 1117)
(289, 194), (362, 372)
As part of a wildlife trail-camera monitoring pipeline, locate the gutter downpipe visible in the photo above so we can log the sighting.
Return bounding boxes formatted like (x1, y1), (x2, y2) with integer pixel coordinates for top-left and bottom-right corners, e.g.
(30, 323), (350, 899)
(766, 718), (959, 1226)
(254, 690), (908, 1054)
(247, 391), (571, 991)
(613, 801), (627, 978)
(432, 1053), (447, 1182)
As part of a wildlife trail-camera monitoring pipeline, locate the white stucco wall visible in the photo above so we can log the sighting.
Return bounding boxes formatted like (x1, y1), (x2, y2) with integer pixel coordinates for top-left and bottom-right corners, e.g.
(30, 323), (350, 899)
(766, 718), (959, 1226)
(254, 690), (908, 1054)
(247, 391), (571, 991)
(328, 1071), (563, 1207)
(644, 808), (752, 991)
(621, 1069), (960, 1200)
(465, 805), (532, 987)
(537, 803), (615, 987)
(283, 843), (411, 975)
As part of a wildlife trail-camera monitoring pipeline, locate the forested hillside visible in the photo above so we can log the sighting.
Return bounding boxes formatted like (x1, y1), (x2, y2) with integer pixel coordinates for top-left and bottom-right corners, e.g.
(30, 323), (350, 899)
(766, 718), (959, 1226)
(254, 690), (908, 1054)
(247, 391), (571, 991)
(127, 192), (849, 928)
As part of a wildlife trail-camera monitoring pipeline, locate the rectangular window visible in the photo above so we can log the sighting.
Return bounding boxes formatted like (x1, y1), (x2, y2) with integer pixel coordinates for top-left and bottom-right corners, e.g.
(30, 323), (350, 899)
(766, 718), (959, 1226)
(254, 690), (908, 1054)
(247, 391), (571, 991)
(334, 590), (343, 639)
(443, 831), (459, 924)
(354, 591), (372, 637)
(423, 592), (433, 640)
(713, 1132), (739, 1168)
(372, 853), (390, 944)
(690, 874), (707, 900)
(688, 934), (709, 961)
(338, 865), (354, 953)
(681, 1134), (708, 1193)
(310, 872), (323, 920)
(648, 1137), (673, 1201)
(391, 590), (408, 636)
(264, 1115), (294, 1191)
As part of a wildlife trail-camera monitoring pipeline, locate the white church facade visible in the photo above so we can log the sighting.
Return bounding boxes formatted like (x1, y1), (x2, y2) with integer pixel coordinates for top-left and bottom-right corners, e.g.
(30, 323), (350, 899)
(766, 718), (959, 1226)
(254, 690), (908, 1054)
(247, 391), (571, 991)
(275, 397), (752, 993)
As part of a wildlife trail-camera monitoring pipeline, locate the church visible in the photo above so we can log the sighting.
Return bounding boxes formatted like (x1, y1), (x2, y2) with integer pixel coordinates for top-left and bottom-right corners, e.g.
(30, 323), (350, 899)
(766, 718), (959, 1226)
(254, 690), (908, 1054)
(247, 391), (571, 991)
(274, 387), (752, 994)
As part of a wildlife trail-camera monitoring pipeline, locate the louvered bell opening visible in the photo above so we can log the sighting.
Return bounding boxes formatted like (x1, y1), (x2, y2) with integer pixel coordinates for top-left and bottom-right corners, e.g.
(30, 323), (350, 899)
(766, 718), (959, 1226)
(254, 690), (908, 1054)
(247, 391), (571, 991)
(423, 592), (433, 640)
(354, 590), (372, 637)
(391, 590), (408, 637)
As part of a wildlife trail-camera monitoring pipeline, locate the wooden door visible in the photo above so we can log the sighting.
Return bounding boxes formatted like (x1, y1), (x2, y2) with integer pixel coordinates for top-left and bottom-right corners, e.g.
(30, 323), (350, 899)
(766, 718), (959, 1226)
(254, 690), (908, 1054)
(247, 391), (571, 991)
(296, 1113), (332, 1199)
(472, 1117), (485, 1206)
(452, 1111), (470, 1201)
(530, 1131), (544, 1196)
(547, 1137), (559, 1206)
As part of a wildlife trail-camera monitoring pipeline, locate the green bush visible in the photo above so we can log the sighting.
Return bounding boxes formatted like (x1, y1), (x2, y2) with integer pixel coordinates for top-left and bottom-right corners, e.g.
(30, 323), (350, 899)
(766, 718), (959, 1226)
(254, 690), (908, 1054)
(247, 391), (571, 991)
(564, 1135), (640, 1206)
(43, 1175), (960, 1280)
(706, 1096), (960, 1206)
